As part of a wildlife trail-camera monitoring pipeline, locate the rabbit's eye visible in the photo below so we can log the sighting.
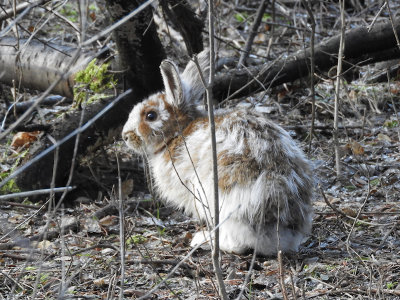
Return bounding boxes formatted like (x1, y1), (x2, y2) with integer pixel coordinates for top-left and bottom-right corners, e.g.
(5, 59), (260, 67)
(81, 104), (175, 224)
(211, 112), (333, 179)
(146, 111), (158, 121)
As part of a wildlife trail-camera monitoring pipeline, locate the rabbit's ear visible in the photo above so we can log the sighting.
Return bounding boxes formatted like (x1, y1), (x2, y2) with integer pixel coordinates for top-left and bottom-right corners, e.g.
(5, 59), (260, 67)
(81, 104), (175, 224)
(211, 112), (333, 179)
(160, 60), (184, 107)
(180, 50), (209, 105)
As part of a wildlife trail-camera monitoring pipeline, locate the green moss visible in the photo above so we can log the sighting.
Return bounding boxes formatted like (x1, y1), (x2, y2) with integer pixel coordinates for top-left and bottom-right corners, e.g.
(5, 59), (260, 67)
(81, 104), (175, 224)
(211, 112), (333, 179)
(0, 148), (28, 194)
(370, 178), (380, 186)
(344, 185), (357, 191)
(386, 282), (398, 289)
(127, 234), (147, 245)
(383, 120), (399, 128)
(73, 58), (116, 108)
(262, 13), (271, 22)
(59, 3), (78, 23)
(234, 12), (248, 23)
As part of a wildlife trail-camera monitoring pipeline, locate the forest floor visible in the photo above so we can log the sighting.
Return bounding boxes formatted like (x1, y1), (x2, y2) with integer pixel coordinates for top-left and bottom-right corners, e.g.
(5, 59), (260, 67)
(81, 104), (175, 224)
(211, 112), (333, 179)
(1, 0), (400, 299)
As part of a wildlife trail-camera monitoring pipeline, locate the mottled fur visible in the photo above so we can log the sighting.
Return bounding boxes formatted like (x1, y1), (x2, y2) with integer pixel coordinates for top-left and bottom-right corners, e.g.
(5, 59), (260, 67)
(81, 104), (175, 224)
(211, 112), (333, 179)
(122, 51), (314, 256)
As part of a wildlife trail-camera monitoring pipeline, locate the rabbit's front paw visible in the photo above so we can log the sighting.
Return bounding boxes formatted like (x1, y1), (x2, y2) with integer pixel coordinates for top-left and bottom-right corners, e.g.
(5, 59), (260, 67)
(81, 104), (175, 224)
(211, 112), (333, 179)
(190, 231), (211, 249)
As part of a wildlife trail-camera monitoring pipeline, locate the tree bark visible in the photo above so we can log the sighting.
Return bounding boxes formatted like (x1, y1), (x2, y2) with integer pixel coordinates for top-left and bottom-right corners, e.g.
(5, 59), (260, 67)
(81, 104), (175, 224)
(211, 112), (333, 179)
(15, 0), (165, 198)
(106, 0), (165, 97)
(160, 0), (204, 56)
(0, 36), (93, 98)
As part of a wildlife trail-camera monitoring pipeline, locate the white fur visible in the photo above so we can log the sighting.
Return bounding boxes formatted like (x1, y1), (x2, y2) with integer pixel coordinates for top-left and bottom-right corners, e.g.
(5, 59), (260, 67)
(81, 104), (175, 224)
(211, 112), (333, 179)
(122, 51), (314, 256)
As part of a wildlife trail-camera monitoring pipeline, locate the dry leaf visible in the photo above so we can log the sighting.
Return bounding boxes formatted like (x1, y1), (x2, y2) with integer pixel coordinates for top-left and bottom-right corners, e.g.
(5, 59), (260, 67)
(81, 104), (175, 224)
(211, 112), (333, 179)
(36, 240), (54, 250)
(348, 89), (358, 101)
(254, 33), (267, 43)
(341, 207), (358, 218)
(8, 214), (24, 224)
(345, 140), (364, 156)
(377, 133), (391, 142)
(11, 131), (40, 150)
(89, 11), (96, 21)
(83, 218), (102, 233)
(99, 215), (118, 226)
(93, 277), (108, 286)
(121, 179), (134, 199)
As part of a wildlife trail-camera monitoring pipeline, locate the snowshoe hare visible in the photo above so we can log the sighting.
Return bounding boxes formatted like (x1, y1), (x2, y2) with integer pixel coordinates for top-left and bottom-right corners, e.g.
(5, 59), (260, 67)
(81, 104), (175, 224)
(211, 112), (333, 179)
(122, 51), (314, 256)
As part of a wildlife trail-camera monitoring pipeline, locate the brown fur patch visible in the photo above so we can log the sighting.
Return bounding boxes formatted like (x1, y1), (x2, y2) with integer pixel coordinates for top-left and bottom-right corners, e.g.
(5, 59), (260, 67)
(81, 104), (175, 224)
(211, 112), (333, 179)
(182, 114), (225, 136)
(217, 142), (261, 192)
(138, 121), (151, 139)
(162, 135), (184, 162)
(163, 114), (224, 162)
(146, 99), (160, 107)
(182, 117), (207, 135)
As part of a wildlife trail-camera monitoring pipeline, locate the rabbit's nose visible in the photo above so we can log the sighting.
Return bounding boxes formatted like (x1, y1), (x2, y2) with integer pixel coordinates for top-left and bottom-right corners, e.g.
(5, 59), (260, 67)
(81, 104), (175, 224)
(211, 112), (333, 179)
(122, 131), (142, 149)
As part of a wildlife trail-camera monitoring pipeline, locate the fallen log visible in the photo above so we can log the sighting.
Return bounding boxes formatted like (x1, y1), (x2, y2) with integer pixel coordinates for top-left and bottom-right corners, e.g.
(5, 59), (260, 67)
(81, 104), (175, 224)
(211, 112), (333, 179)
(0, 36), (94, 98)
(213, 18), (400, 101)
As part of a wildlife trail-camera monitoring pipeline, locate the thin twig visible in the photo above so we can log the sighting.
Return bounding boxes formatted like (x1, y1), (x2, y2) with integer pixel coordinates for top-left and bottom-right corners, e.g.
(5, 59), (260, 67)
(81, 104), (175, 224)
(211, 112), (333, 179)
(367, 2), (386, 32)
(278, 250), (289, 300)
(301, 0), (316, 153)
(116, 151), (125, 300)
(207, 0), (228, 299)
(235, 226), (260, 300)
(386, 70), (400, 144)
(333, 0), (346, 177)
(237, 0), (268, 67)
(385, 0), (400, 49)
(345, 183), (371, 253)
(0, 186), (75, 201)
(0, 0), (46, 22)
(320, 186), (389, 226)
(290, 272), (298, 300)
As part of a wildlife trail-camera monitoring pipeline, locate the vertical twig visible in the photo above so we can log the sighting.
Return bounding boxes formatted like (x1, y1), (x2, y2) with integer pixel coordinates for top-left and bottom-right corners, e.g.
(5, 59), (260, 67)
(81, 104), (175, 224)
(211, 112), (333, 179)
(235, 225), (261, 300)
(266, 0), (275, 58)
(386, 71), (400, 141)
(77, 0), (88, 43)
(207, 0), (228, 299)
(278, 250), (289, 300)
(385, 0), (400, 49)
(385, 0), (400, 142)
(237, 0), (268, 67)
(290, 272), (298, 300)
(301, 0), (316, 153)
(333, 0), (345, 177)
(116, 151), (125, 300)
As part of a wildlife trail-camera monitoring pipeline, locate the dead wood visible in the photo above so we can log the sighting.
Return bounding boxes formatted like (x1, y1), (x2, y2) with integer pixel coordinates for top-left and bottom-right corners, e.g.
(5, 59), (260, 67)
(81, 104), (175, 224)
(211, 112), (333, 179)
(0, 219), (79, 250)
(13, 124), (51, 132)
(105, 0), (165, 97)
(93, 203), (119, 220)
(0, 36), (93, 98)
(213, 18), (400, 101)
(160, 0), (204, 56)
(14, 1), (165, 199)
(0, 0), (47, 22)
(11, 95), (72, 114)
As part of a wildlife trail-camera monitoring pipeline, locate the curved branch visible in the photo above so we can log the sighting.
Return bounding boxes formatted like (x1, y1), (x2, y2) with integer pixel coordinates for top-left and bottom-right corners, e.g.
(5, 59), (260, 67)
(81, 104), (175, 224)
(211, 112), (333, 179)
(213, 18), (400, 101)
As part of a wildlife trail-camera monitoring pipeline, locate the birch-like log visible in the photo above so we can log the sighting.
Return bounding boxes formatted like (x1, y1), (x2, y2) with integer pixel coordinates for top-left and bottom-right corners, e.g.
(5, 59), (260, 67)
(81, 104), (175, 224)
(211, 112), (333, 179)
(0, 36), (93, 98)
